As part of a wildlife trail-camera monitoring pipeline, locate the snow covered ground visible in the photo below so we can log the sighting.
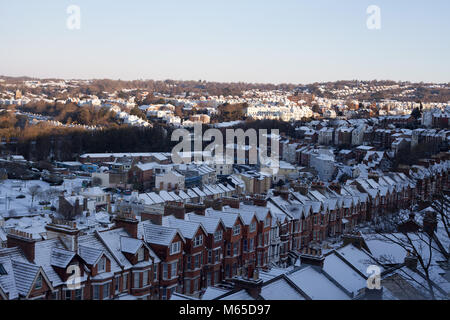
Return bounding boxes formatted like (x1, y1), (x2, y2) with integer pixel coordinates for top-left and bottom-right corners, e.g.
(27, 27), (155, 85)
(0, 177), (87, 218)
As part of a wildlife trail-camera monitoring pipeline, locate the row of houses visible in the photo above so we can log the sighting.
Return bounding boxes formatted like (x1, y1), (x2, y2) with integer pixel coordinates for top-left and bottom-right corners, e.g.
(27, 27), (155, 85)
(1, 160), (448, 300)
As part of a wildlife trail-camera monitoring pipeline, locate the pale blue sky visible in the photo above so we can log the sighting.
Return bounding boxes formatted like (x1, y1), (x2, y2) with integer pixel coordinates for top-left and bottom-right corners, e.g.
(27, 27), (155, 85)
(0, 0), (449, 83)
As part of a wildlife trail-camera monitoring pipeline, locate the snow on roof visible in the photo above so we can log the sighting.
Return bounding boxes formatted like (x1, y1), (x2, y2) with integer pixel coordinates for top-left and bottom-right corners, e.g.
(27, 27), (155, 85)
(11, 259), (41, 296)
(192, 187), (206, 197)
(177, 190), (191, 200)
(201, 286), (231, 300)
(220, 289), (255, 300)
(205, 208), (240, 228)
(261, 277), (306, 300)
(147, 192), (165, 204)
(78, 245), (104, 265)
(78, 233), (122, 274)
(323, 252), (367, 295)
(142, 222), (183, 246)
(159, 190), (175, 202)
(186, 189), (199, 199)
(120, 236), (143, 255)
(335, 244), (378, 276)
(135, 162), (158, 171)
(50, 248), (75, 268)
(186, 213), (222, 234)
(162, 216), (204, 239)
(287, 266), (350, 300)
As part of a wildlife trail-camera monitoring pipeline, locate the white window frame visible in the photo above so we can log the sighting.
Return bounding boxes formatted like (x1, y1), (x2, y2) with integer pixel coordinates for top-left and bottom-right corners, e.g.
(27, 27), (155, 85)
(143, 271), (149, 287)
(170, 261), (177, 279)
(232, 224), (240, 236)
(98, 256), (106, 273)
(170, 241), (181, 255)
(133, 272), (140, 288)
(214, 230), (223, 242)
(193, 235), (203, 247)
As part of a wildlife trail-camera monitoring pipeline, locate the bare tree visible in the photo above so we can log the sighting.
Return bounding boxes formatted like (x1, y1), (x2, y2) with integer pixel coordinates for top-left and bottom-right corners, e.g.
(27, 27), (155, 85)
(28, 185), (41, 206)
(370, 201), (449, 300)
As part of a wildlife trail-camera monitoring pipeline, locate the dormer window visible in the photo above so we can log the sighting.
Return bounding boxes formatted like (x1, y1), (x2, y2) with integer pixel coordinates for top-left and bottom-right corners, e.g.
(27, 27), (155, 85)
(232, 224), (240, 236)
(264, 216), (270, 227)
(170, 241), (181, 255)
(137, 247), (145, 262)
(193, 235), (203, 247)
(98, 256), (106, 273)
(214, 230), (223, 242)
(250, 221), (256, 232)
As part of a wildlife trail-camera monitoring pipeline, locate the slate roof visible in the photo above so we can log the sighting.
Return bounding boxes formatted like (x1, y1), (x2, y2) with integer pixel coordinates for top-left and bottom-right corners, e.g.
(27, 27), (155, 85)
(141, 221), (184, 246)
(50, 247), (76, 268)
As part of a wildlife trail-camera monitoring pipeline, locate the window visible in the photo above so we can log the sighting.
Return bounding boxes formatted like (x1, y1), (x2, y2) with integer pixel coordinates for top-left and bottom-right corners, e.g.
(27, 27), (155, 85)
(233, 242), (238, 256)
(98, 256), (106, 273)
(153, 264), (158, 281)
(137, 247), (145, 262)
(215, 248), (221, 263)
(65, 289), (72, 300)
(232, 224), (240, 236)
(208, 250), (212, 264)
(214, 230), (222, 242)
(250, 221), (256, 233)
(103, 283), (110, 299)
(143, 271), (149, 287)
(264, 216), (270, 227)
(194, 254), (200, 269)
(170, 241), (181, 255)
(123, 273), (128, 291)
(170, 261), (177, 279)
(93, 285), (100, 300)
(115, 276), (120, 293)
(163, 263), (168, 280)
(134, 272), (140, 288)
(74, 288), (83, 300)
(226, 243), (231, 256)
(243, 239), (248, 252)
(193, 235), (203, 247)
(186, 256), (191, 271)
(249, 238), (254, 252)
(35, 274), (43, 290)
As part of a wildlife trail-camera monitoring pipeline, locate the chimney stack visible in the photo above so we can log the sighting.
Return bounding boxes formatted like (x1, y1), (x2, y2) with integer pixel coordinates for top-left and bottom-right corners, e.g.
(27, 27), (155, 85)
(7, 229), (38, 263)
(113, 213), (139, 238)
(45, 217), (80, 251)
(231, 275), (263, 299)
(222, 197), (240, 209)
(299, 247), (325, 268)
(252, 194), (267, 207)
(342, 232), (369, 252)
(164, 201), (185, 220)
